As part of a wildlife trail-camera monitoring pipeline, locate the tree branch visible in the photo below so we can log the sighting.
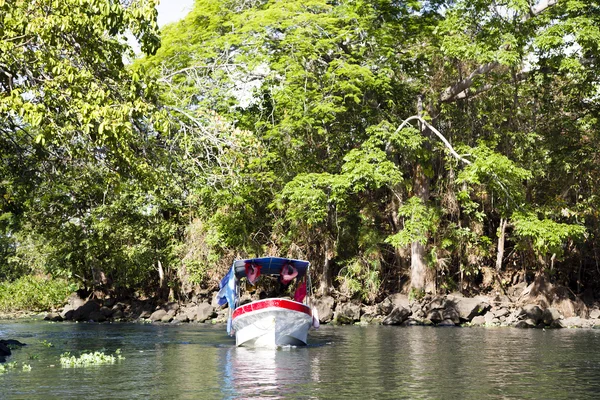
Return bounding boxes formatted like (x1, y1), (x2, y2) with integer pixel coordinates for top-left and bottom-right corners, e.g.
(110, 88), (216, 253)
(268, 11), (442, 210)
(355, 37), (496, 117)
(395, 115), (471, 165)
(439, 0), (559, 104)
(440, 61), (500, 103)
(530, 0), (558, 18)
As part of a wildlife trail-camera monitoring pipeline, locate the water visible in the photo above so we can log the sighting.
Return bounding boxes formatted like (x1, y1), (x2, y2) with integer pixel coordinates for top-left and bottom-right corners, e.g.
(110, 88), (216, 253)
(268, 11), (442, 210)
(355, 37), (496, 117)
(2, 321), (600, 399)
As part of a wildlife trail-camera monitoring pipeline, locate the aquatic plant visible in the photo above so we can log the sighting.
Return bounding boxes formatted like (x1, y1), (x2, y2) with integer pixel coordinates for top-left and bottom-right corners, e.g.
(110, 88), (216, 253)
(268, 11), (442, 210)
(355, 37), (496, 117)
(60, 349), (124, 367)
(22, 364), (32, 372)
(40, 340), (54, 347)
(0, 362), (17, 374)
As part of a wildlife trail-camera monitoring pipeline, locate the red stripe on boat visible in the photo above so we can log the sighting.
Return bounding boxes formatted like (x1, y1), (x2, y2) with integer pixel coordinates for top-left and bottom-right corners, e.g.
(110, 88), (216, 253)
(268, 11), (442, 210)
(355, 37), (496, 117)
(232, 299), (311, 320)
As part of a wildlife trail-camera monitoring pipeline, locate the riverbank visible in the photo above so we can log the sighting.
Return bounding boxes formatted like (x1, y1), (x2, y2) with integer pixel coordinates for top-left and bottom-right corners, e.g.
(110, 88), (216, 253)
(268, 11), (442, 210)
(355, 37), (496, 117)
(1, 274), (598, 330)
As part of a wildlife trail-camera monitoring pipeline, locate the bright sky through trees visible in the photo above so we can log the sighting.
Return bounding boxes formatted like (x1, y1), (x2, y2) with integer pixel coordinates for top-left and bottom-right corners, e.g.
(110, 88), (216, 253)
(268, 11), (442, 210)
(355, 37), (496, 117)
(157, 0), (194, 27)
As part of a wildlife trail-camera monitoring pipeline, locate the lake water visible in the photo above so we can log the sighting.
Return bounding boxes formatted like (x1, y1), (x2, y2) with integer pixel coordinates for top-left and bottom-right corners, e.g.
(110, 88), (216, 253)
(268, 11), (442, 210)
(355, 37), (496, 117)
(2, 321), (600, 399)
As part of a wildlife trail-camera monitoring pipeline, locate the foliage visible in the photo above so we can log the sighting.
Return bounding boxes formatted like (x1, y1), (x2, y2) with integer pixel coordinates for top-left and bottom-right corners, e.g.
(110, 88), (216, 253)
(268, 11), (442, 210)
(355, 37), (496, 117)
(386, 197), (440, 248)
(512, 211), (586, 259)
(456, 145), (532, 214)
(0, 275), (73, 312)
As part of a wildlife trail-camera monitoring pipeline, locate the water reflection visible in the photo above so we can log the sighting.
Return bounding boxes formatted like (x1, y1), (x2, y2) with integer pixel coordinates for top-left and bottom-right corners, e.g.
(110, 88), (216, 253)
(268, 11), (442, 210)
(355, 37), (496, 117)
(222, 346), (316, 399)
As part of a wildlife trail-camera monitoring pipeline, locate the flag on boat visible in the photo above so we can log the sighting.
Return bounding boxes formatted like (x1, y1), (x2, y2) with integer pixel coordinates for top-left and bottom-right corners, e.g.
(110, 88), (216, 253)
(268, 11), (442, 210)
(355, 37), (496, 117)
(217, 265), (238, 334)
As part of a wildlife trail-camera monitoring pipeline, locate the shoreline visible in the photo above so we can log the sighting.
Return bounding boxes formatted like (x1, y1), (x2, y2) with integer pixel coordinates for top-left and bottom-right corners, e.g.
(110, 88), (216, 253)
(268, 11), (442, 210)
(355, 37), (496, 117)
(1, 281), (599, 330)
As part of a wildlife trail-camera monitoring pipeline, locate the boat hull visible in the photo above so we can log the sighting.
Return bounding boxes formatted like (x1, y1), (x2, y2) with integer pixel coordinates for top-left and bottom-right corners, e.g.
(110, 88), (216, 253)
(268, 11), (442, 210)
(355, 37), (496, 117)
(232, 299), (312, 347)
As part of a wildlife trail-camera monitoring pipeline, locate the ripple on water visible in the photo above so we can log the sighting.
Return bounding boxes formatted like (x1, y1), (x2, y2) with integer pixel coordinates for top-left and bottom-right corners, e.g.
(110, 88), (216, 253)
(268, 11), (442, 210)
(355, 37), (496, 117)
(2, 323), (600, 399)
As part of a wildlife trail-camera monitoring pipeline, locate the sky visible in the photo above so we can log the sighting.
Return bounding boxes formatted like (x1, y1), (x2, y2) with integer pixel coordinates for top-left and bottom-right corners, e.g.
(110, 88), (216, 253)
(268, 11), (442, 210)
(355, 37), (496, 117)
(156, 0), (195, 27)
(127, 0), (194, 55)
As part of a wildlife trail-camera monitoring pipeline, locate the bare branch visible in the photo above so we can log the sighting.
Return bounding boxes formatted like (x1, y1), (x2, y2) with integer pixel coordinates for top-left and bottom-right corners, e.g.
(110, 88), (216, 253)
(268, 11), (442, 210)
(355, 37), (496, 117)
(530, 0), (558, 18)
(395, 115), (471, 165)
(159, 64), (242, 82)
(440, 61), (500, 103)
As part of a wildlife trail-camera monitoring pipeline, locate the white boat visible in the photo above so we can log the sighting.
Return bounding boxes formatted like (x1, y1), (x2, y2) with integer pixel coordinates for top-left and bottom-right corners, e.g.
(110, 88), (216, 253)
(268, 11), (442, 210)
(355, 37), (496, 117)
(217, 257), (319, 347)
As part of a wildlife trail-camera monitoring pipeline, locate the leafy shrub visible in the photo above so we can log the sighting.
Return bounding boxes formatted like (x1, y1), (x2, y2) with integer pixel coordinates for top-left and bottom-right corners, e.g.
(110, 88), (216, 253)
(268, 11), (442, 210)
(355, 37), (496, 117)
(0, 275), (74, 312)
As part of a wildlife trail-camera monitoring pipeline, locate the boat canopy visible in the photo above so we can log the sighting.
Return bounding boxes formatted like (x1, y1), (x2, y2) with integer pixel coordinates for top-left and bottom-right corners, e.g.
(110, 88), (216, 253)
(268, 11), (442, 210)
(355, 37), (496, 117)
(233, 257), (310, 280)
(217, 257), (310, 334)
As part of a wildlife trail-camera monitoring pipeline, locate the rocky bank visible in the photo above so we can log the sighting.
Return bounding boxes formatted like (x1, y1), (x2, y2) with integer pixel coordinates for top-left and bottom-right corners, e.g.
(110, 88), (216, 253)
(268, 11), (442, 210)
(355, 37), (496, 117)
(30, 276), (600, 330)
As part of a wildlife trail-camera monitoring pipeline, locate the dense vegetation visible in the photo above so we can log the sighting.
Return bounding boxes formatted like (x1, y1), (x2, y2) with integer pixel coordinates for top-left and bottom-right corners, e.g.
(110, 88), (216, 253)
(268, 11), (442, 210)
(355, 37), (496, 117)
(2, 0), (600, 307)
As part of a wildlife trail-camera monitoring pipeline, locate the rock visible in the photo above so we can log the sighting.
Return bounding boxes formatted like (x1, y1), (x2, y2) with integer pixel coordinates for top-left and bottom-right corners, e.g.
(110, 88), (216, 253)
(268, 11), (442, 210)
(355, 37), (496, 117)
(0, 343), (10, 357)
(213, 308), (229, 324)
(437, 319), (457, 327)
(518, 305), (544, 324)
(334, 303), (361, 324)
(112, 309), (124, 319)
(508, 281), (528, 299)
(88, 311), (106, 322)
(484, 311), (495, 325)
(550, 319), (565, 329)
(426, 309), (443, 324)
(470, 315), (486, 326)
(69, 301), (101, 322)
(173, 314), (189, 323)
(410, 303), (422, 314)
(562, 316), (591, 328)
(1, 339), (26, 347)
(515, 319), (536, 328)
(443, 308), (460, 324)
(211, 292), (223, 308)
(383, 306), (411, 325)
(99, 307), (114, 318)
(164, 302), (180, 313)
(377, 298), (394, 316)
(402, 318), (422, 326)
(129, 301), (153, 319)
(67, 292), (86, 309)
(504, 312), (519, 326)
(359, 305), (382, 325)
(161, 314), (174, 323)
(448, 295), (491, 321)
(150, 309), (167, 322)
(239, 294), (252, 306)
(177, 306), (196, 322)
(44, 313), (63, 322)
(194, 303), (216, 322)
(590, 308), (600, 319)
(493, 307), (510, 318)
(388, 294), (410, 309)
(492, 294), (512, 306)
(103, 298), (116, 308)
(313, 296), (335, 323)
(427, 295), (447, 311)
(542, 307), (562, 326)
(60, 293), (87, 319)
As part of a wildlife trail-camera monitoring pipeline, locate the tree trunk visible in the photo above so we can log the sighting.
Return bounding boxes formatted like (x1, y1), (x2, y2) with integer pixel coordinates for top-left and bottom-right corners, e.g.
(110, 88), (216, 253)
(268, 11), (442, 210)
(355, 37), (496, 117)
(319, 237), (333, 295)
(318, 202), (335, 295)
(410, 163), (430, 293)
(410, 98), (432, 293)
(495, 218), (507, 271)
(157, 260), (168, 300)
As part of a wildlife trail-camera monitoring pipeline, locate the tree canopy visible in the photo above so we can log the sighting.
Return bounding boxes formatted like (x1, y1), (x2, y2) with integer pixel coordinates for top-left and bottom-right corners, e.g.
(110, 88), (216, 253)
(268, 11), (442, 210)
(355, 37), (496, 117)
(2, 0), (600, 303)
